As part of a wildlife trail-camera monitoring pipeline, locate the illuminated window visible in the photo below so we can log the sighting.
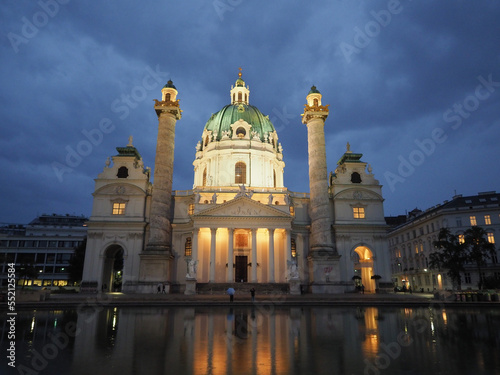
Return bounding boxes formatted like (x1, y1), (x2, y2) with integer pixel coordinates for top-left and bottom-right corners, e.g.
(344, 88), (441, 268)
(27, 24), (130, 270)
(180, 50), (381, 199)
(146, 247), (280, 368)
(165, 93), (171, 102)
(485, 215), (491, 225)
(291, 238), (297, 258)
(235, 162), (246, 184)
(238, 92), (242, 101)
(353, 207), (365, 219)
(112, 202), (126, 215)
(188, 204), (194, 215)
(487, 233), (495, 244)
(458, 234), (465, 244)
(289, 206), (295, 216)
(470, 216), (477, 226)
(184, 237), (192, 257)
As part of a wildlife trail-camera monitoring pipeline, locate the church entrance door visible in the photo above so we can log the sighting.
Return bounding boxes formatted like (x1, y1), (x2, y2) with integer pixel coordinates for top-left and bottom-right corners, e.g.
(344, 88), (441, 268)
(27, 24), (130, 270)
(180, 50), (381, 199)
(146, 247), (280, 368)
(235, 255), (248, 282)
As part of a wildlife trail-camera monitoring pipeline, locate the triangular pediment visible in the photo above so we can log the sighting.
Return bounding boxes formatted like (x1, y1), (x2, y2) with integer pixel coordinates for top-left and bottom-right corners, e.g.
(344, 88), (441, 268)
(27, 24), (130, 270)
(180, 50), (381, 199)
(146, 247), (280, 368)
(194, 196), (291, 218)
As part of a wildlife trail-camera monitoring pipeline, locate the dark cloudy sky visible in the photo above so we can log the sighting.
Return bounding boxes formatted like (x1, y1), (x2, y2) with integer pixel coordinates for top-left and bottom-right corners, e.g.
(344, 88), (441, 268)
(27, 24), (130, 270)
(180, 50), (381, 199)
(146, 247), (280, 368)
(1, 1), (500, 224)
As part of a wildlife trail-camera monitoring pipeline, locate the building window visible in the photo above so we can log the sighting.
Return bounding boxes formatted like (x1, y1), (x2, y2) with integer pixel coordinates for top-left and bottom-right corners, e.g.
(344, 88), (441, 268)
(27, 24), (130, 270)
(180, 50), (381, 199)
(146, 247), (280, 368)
(238, 92), (242, 102)
(236, 127), (246, 138)
(464, 273), (471, 284)
(188, 204), (195, 215)
(291, 238), (297, 258)
(470, 216), (477, 226)
(184, 237), (192, 257)
(235, 162), (246, 184)
(112, 202), (126, 215)
(273, 170), (276, 188)
(202, 168), (207, 186)
(485, 215), (491, 225)
(487, 232), (495, 244)
(458, 234), (465, 244)
(351, 172), (361, 183)
(353, 207), (365, 219)
(117, 167), (129, 178)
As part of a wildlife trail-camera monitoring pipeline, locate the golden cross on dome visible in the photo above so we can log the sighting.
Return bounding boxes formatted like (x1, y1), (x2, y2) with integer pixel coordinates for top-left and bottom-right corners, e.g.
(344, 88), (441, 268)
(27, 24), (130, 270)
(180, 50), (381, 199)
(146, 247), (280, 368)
(238, 67), (242, 78)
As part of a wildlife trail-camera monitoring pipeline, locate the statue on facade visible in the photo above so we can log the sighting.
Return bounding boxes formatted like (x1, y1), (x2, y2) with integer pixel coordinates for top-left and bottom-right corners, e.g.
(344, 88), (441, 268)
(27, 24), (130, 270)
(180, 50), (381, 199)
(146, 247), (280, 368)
(284, 193), (291, 205)
(211, 192), (218, 204)
(268, 193), (274, 205)
(186, 259), (198, 279)
(196, 141), (202, 151)
(194, 191), (201, 203)
(287, 259), (299, 280)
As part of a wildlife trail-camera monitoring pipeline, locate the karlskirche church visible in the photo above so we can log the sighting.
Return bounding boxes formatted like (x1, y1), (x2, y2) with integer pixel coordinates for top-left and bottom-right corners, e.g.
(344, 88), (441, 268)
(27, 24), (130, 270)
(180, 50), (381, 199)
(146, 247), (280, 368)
(81, 70), (391, 294)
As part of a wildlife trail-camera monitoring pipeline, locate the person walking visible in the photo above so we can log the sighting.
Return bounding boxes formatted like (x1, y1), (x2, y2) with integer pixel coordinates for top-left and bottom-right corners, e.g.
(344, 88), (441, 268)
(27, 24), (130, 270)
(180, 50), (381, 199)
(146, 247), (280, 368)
(250, 287), (256, 302)
(162, 284), (166, 294)
(227, 287), (235, 302)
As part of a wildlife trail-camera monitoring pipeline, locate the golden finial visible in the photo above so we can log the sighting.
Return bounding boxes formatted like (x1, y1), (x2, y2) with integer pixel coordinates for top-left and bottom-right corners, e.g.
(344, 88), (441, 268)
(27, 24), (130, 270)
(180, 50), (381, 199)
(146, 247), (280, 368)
(238, 67), (242, 78)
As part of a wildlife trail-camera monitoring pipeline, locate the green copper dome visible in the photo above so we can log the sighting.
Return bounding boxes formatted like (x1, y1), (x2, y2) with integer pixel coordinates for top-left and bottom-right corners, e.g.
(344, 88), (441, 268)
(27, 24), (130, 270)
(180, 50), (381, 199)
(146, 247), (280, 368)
(163, 80), (176, 89)
(308, 85), (320, 94)
(204, 104), (276, 141)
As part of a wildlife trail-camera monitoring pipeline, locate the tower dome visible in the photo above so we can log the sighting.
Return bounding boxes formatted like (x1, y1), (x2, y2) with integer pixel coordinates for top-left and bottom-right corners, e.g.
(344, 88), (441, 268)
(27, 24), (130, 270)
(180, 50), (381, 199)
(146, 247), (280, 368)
(193, 70), (285, 189)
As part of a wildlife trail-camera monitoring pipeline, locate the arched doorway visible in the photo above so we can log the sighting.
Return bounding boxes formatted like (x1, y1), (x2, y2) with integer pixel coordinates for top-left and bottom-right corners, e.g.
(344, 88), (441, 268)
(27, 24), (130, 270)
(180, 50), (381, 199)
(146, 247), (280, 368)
(353, 246), (376, 293)
(102, 245), (124, 292)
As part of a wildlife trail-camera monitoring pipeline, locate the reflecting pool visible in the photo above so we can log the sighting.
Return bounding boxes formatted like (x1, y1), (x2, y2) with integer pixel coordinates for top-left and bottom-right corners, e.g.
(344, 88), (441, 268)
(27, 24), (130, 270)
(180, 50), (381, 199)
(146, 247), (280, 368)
(2, 304), (500, 375)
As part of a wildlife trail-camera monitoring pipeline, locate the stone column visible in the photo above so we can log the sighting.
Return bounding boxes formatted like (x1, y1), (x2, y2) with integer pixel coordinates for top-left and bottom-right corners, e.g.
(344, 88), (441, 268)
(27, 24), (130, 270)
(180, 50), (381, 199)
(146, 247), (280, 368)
(227, 228), (234, 282)
(192, 228), (199, 262)
(209, 228), (216, 282)
(302, 86), (342, 293)
(251, 229), (257, 282)
(139, 82), (181, 292)
(268, 228), (275, 282)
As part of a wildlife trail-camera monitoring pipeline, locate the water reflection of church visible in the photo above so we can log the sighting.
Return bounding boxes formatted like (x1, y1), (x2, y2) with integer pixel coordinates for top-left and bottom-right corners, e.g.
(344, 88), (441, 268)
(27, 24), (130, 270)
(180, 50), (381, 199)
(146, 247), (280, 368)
(81, 70), (391, 293)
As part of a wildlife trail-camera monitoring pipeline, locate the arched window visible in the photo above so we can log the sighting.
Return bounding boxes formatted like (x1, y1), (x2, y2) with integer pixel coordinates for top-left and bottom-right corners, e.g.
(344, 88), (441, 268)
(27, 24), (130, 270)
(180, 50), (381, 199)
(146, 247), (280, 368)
(245, 93), (247, 102)
(291, 238), (297, 258)
(236, 127), (246, 138)
(204, 136), (209, 147)
(235, 162), (246, 184)
(117, 167), (128, 178)
(351, 172), (361, 183)
(233, 93), (235, 102)
(273, 170), (277, 188)
(313, 98), (319, 106)
(185, 237), (192, 257)
(165, 93), (171, 102)
(202, 168), (207, 186)
(238, 92), (242, 102)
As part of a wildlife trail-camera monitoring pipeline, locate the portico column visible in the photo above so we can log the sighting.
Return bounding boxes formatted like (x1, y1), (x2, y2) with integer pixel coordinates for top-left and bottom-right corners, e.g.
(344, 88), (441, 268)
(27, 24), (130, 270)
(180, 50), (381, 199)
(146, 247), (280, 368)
(227, 228), (234, 282)
(251, 229), (257, 282)
(268, 228), (275, 282)
(192, 228), (199, 262)
(209, 228), (216, 282)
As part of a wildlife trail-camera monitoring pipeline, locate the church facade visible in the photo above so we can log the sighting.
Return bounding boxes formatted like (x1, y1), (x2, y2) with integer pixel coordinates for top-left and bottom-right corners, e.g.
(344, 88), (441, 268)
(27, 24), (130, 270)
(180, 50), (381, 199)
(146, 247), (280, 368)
(81, 71), (391, 294)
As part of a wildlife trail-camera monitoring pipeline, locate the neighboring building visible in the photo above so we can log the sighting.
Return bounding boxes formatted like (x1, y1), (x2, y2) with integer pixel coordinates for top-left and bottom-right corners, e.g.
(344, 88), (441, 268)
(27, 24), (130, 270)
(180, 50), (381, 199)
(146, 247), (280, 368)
(0, 214), (87, 287)
(387, 191), (500, 291)
(81, 70), (392, 294)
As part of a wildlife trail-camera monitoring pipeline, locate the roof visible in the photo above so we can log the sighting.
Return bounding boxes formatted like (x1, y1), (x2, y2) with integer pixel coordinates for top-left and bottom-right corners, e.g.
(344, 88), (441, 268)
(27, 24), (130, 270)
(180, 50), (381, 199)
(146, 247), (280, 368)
(308, 85), (320, 94)
(204, 104), (276, 141)
(163, 80), (176, 89)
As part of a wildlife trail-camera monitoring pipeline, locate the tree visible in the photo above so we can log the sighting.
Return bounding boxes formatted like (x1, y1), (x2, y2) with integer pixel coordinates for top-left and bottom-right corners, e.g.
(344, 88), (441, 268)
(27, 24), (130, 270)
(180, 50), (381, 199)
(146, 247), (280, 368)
(430, 228), (467, 290)
(464, 226), (497, 290)
(69, 238), (87, 285)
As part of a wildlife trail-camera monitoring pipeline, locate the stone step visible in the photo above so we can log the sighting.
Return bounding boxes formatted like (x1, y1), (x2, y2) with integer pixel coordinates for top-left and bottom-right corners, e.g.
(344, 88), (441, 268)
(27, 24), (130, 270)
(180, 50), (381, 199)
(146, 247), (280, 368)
(196, 282), (290, 294)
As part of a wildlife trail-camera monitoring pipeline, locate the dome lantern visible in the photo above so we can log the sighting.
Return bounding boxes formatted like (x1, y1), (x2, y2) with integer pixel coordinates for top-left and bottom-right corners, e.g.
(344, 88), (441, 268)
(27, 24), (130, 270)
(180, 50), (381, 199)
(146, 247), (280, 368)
(230, 67), (250, 105)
